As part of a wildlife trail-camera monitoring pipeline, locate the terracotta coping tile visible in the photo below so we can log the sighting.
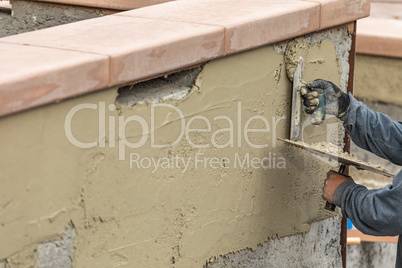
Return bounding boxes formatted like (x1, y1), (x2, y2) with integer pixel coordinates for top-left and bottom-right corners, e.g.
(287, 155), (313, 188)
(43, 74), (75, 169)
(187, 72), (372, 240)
(114, 0), (321, 54)
(356, 18), (402, 58)
(369, 2), (402, 20)
(372, 0), (402, 2)
(304, 0), (370, 29)
(0, 43), (109, 117)
(31, 0), (174, 11)
(0, 0), (370, 117)
(0, 16), (225, 86)
(0, 1), (11, 9)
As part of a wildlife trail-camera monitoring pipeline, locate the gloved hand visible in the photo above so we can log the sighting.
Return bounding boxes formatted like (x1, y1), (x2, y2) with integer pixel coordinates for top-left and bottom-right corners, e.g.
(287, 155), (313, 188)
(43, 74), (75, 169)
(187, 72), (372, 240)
(301, 79), (350, 118)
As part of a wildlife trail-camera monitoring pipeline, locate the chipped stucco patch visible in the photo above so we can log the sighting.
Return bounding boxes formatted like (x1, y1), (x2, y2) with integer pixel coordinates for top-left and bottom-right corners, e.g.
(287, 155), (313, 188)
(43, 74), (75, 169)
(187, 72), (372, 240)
(116, 68), (202, 107)
(36, 223), (76, 268)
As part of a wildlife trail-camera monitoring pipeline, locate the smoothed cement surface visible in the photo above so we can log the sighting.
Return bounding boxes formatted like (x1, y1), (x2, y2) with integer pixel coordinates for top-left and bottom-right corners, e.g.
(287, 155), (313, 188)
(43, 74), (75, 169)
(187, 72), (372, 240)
(0, 27), (350, 267)
(355, 54), (402, 106)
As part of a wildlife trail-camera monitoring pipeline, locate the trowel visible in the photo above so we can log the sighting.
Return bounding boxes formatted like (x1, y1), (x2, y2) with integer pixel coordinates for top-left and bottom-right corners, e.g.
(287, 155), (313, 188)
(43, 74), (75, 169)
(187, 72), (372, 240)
(290, 58), (325, 140)
(279, 138), (395, 178)
(288, 58), (340, 210)
(278, 138), (395, 211)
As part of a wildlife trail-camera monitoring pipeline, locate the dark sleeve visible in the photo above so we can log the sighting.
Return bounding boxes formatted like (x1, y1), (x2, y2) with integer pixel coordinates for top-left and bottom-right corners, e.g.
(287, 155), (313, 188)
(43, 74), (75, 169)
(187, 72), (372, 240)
(334, 94), (402, 236)
(341, 93), (402, 165)
(333, 172), (402, 236)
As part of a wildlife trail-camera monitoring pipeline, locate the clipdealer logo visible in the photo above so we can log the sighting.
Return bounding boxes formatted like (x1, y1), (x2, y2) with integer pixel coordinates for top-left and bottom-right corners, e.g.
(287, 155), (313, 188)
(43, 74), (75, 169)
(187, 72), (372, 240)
(64, 102), (290, 172)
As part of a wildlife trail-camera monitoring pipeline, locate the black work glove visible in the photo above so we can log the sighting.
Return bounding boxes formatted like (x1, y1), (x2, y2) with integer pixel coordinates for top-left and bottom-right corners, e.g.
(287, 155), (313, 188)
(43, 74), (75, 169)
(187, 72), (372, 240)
(301, 79), (350, 118)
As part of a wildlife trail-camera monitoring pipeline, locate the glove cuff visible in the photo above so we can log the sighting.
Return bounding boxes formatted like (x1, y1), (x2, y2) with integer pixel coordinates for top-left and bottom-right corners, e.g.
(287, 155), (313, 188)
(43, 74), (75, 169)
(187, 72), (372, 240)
(337, 92), (350, 118)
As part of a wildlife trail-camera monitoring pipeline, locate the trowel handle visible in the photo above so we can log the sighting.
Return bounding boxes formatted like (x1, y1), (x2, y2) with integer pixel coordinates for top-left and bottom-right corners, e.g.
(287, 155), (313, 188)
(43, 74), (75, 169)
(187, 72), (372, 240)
(324, 164), (346, 212)
(311, 94), (325, 125)
(324, 201), (336, 211)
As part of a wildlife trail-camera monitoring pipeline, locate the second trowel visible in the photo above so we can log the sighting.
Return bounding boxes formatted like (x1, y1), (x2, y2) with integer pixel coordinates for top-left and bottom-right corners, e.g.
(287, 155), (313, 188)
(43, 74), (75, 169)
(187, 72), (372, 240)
(279, 138), (395, 211)
(279, 138), (395, 178)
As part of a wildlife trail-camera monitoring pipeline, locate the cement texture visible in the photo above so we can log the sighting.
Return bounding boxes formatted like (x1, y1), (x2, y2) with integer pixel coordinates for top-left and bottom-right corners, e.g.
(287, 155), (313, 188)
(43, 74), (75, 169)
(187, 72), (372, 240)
(208, 212), (343, 268)
(2, 224), (76, 268)
(347, 242), (397, 268)
(0, 1), (103, 38)
(36, 224), (76, 268)
(284, 38), (308, 82)
(355, 54), (402, 106)
(116, 68), (202, 107)
(0, 26), (351, 267)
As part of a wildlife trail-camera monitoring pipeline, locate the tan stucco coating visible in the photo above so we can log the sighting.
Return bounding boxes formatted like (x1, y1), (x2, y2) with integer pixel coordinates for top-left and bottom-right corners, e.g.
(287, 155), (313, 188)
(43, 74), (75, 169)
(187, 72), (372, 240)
(0, 33), (345, 267)
(355, 54), (402, 106)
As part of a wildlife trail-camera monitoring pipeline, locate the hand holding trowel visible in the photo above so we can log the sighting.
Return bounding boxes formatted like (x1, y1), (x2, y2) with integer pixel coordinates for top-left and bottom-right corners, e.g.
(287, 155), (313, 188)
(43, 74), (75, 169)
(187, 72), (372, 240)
(283, 58), (394, 211)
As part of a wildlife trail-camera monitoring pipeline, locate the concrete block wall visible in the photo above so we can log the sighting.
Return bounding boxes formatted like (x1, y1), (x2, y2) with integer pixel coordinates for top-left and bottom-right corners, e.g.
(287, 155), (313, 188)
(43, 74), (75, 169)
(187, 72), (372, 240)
(0, 26), (353, 267)
(0, 0), (371, 266)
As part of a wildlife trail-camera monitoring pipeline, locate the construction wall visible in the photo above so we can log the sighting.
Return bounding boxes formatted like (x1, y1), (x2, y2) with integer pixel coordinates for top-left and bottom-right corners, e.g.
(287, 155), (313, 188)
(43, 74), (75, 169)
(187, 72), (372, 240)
(0, 25), (352, 267)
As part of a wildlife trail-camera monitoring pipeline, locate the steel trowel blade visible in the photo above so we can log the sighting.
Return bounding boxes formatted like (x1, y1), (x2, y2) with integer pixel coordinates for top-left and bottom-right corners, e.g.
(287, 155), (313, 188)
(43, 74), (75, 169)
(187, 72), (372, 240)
(290, 59), (303, 140)
(279, 138), (395, 178)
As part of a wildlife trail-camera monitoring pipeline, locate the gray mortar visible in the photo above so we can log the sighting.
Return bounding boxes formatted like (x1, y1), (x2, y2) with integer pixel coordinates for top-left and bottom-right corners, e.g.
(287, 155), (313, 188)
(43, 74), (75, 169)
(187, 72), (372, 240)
(116, 67), (202, 107)
(207, 213), (343, 268)
(305, 28), (351, 92)
(275, 27), (351, 148)
(0, 1), (103, 38)
(36, 223), (76, 268)
(347, 242), (397, 268)
(351, 99), (402, 175)
(275, 27), (351, 92)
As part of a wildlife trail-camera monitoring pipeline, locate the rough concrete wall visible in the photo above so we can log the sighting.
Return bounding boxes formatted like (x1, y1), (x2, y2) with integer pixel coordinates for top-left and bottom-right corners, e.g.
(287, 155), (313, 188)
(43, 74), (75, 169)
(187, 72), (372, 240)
(354, 54), (402, 106)
(0, 26), (351, 267)
(208, 213), (343, 267)
(31, 0), (175, 11)
(347, 242), (397, 268)
(0, 1), (103, 38)
(3, 224), (75, 268)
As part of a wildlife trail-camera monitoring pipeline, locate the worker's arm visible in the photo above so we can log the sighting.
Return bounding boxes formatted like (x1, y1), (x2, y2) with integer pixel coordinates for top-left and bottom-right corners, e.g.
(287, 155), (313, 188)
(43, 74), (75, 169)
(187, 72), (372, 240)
(333, 94), (402, 236)
(303, 79), (402, 165)
(341, 94), (402, 165)
(329, 170), (402, 236)
(304, 79), (402, 236)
